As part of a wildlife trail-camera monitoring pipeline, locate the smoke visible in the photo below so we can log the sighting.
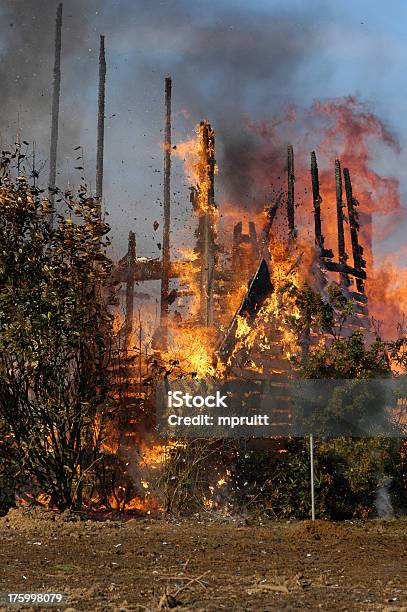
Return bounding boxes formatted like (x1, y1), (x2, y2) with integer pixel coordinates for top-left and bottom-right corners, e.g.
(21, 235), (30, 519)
(129, 6), (325, 210)
(0, 0), (405, 282)
(0, 0), (105, 181)
(375, 476), (394, 519)
(0, 1), (329, 219)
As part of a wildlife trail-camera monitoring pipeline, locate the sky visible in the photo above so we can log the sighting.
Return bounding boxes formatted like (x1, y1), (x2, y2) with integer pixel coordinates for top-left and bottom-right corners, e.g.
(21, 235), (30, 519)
(0, 0), (407, 263)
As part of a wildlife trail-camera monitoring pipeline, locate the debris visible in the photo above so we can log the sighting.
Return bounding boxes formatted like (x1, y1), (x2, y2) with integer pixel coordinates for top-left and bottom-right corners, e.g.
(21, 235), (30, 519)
(157, 589), (181, 609)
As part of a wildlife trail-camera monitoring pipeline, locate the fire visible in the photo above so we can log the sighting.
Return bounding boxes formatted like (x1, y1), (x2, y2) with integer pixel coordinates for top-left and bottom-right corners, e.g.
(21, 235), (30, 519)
(107, 494), (161, 515)
(235, 315), (252, 340)
(224, 240), (306, 371)
(159, 325), (218, 378)
(202, 468), (233, 513)
(100, 96), (407, 517)
(138, 440), (184, 467)
(243, 97), (406, 339)
(368, 257), (407, 339)
(174, 122), (218, 214)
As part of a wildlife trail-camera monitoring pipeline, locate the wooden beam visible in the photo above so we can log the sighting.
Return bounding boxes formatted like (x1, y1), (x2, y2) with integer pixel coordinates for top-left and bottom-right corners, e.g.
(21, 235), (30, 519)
(198, 121), (216, 327)
(343, 167), (365, 291)
(125, 231), (136, 350)
(160, 77), (172, 344)
(311, 151), (323, 250)
(335, 159), (350, 287)
(287, 145), (295, 234)
(48, 3), (63, 227)
(96, 35), (106, 216)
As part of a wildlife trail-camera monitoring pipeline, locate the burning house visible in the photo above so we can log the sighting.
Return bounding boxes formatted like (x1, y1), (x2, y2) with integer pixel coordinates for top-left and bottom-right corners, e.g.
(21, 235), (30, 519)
(113, 77), (371, 386)
(40, 5), (376, 384)
(22, 5), (398, 516)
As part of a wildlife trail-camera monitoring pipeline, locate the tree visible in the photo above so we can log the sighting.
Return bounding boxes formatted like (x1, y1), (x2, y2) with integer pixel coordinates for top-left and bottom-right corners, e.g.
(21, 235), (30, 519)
(271, 280), (407, 518)
(0, 175), (115, 511)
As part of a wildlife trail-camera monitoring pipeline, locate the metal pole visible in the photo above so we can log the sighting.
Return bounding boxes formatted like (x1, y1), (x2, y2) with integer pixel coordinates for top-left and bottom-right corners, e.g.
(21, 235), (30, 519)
(310, 433), (315, 521)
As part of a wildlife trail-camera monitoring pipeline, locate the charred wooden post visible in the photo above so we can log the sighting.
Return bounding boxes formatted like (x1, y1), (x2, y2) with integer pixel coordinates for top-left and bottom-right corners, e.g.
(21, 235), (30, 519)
(125, 231), (136, 350)
(311, 151), (323, 250)
(287, 145), (295, 234)
(48, 3), (63, 226)
(232, 222), (243, 273)
(335, 159), (350, 287)
(32, 140), (38, 190)
(197, 121), (216, 327)
(343, 167), (366, 292)
(335, 160), (346, 262)
(96, 35), (106, 217)
(160, 77), (172, 346)
(311, 152), (333, 259)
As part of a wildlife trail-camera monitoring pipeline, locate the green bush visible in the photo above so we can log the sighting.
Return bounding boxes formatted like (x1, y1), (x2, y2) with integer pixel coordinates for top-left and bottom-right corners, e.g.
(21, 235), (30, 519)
(231, 437), (406, 520)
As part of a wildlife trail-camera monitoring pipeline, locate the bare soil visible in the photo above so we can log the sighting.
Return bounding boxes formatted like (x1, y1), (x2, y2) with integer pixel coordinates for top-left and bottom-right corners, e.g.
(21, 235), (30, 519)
(0, 507), (406, 611)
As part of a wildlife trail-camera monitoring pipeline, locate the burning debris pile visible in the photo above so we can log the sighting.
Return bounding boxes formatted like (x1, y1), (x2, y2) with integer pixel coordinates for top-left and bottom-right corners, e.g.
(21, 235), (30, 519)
(114, 80), (371, 379)
(1, 6), (405, 519)
(102, 76), (388, 516)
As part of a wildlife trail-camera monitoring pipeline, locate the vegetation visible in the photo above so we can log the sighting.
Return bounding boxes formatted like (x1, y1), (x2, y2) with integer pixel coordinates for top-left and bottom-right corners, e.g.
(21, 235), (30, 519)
(0, 165), (405, 519)
(0, 175), (115, 512)
(265, 282), (407, 518)
(160, 282), (407, 519)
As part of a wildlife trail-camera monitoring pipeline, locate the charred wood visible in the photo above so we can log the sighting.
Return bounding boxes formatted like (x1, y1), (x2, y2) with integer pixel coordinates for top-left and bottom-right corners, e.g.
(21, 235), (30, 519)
(287, 145), (295, 234)
(48, 3), (63, 226)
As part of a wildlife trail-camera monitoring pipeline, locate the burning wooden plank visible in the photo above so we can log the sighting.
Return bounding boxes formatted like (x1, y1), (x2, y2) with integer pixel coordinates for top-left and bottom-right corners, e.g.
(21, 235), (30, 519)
(194, 121), (217, 327)
(343, 167), (366, 292)
(311, 151), (334, 259)
(217, 258), (274, 363)
(335, 159), (350, 288)
(287, 145), (295, 235)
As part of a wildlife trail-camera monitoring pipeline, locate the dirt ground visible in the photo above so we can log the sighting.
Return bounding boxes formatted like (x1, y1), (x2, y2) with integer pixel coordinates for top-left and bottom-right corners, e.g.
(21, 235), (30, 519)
(0, 508), (406, 611)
